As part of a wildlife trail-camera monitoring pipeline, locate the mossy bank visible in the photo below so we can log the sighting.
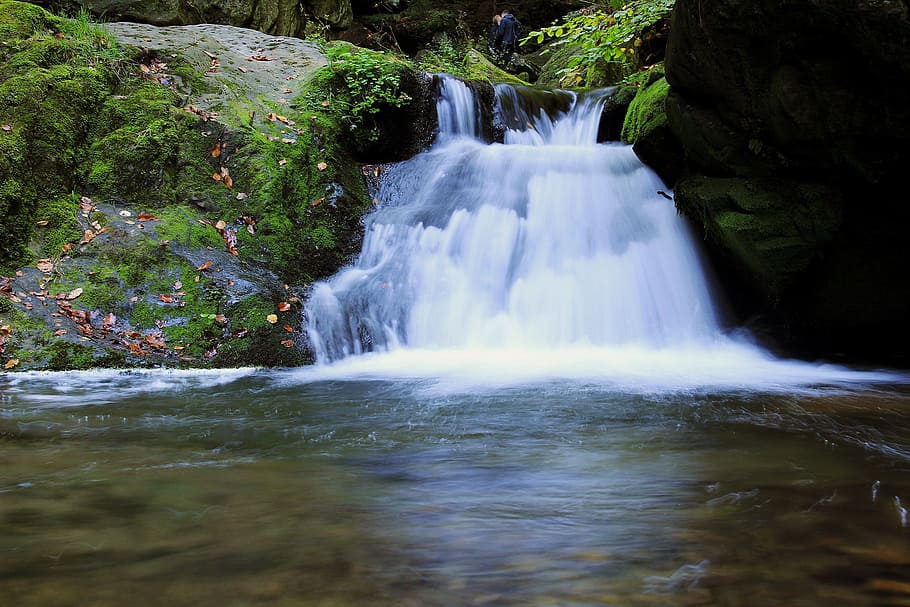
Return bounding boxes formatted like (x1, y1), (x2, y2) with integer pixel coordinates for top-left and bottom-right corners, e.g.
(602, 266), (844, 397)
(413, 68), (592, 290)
(0, 1), (434, 371)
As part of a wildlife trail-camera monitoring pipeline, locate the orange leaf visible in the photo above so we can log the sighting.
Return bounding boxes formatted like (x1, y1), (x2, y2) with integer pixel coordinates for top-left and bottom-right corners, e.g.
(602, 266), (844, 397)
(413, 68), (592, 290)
(215, 219), (227, 230)
(223, 175), (233, 189)
(281, 339), (295, 348)
(278, 301), (291, 312)
(212, 172), (222, 182)
(137, 213), (158, 221)
(159, 294), (175, 303)
(197, 260), (213, 271)
(53, 329), (67, 336)
(4, 358), (19, 369)
(36, 259), (55, 273)
(211, 142), (221, 158)
(284, 324), (293, 332)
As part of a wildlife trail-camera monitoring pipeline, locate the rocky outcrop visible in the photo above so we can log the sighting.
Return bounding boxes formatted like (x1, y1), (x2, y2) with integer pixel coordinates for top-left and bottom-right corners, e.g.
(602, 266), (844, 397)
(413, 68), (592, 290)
(660, 0), (910, 361)
(0, 2), (436, 370)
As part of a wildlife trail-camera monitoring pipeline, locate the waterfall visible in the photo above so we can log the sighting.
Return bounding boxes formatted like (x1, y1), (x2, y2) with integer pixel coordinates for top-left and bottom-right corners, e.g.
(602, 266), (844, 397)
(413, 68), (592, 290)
(299, 76), (907, 389)
(306, 77), (723, 363)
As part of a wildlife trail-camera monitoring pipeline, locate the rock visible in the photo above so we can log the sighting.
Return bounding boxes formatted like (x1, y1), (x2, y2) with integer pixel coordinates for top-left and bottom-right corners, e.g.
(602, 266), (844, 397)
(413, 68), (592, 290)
(664, 0), (910, 361)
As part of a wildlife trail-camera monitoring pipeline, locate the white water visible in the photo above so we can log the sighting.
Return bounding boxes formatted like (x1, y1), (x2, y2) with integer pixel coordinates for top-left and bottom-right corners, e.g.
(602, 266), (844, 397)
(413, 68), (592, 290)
(304, 77), (902, 391)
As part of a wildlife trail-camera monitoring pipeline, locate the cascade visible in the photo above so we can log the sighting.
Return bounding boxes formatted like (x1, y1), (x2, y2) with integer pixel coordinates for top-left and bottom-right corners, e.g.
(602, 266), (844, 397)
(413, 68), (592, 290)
(305, 77), (723, 364)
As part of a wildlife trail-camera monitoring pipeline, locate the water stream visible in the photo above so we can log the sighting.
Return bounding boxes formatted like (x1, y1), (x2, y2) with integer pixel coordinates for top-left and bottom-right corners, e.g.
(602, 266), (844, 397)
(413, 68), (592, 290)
(2, 78), (909, 606)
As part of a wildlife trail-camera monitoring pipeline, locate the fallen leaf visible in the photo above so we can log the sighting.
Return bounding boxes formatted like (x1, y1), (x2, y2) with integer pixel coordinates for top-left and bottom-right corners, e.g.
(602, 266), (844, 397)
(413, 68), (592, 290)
(317, 162), (328, 171)
(282, 88), (293, 94)
(129, 296), (139, 303)
(159, 294), (175, 303)
(278, 159), (287, 166)
(197, 260), (213, 271)
(321, 100), (330, 107)
(281, 339), (295, 348)
(212, 172), (222, 182)
(36, 220), (49, 227)
(266, 314), (278, 324)
(223, 175), (233, 189)
(119, 210), (132, 217)
(278, 301), (291, 312)
(103, 312), (116, 328)
(137, 213), (158, 221)
(232, 328), (248, 338)
(202, 50), (218, 60)
(54, 329), (67, 336)
(284, 324), (293, 333)
(211, 142), (221, 158)
(36, 259), (55, 273)
(4, 358), (19, 369)
(1, 124), (11, 131)
(215, 219), (227, 230)
(66, 287), (83, 300)
(238, 66), (249, 73)
(173, 280), (183, 290)
(310, 198), (324, 207)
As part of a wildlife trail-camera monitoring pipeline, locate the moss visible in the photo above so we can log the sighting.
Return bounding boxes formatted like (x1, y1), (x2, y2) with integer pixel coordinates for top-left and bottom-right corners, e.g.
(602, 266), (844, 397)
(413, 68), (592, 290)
(0, 1), (57, 41)
(676, 176), (845, 298)
(31, 193), (82, 257)
(84, 80), (216, 207)
(461, 50), (530, 86)
(621, 74), (670, 144)
(154, 206), (225, 250)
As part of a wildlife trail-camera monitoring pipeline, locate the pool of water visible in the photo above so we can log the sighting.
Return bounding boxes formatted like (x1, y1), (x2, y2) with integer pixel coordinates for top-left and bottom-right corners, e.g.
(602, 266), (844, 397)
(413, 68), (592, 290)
(2, 368), (909, 606)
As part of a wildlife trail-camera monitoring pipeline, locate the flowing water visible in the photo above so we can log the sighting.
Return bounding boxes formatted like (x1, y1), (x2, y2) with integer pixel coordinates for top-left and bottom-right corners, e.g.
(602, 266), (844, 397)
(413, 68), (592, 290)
(2, 79), (909, 606)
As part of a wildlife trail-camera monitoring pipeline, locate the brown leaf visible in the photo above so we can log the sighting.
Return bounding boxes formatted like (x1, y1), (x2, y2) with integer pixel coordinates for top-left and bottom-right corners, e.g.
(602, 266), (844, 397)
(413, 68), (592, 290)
(310, 198), (324, 207)
(278, 301), (291, 312)
(215, 219), (227, 230)
(211, 142), (221, 158)
(159, 294), (175, 303)
(281, 339), (295, 348)
(137, 213), (158, 221)
(4, 358), (19, 369)
(284, 324), (293, 333)
(36, 220), (49, 227)
(103, 312), (116, 328)
(66, 287), (83, 300)
(54, 329), (67, 336)
(36, 259), (55, 273)
(212, 172), (222, 182)
(282, 88), (293, 94)
(215, 314), (228, 324)
(197, 260), (213, 271)
(223, 175), (233, 189)
(202, 50), (218, 60)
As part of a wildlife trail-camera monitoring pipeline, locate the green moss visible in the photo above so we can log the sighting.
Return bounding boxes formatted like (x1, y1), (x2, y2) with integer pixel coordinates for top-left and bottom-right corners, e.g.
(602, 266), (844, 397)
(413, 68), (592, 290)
(32, 193), (82, 257)
(461, 50), (530, 86)
(676, 176), (845, 298)
(154, 206), (224, 250)
(0, 1), (56, 41)
(621, 75), (670, 144)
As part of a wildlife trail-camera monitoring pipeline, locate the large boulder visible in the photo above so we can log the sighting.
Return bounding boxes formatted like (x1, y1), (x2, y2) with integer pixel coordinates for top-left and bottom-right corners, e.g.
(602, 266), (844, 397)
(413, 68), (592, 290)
(663, 0), (910, 361)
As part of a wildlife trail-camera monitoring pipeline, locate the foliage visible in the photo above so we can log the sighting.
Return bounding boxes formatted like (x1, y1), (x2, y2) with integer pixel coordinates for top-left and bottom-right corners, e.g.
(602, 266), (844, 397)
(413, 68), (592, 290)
(522, 0), (674, 87)
(322, 44), (413, 141)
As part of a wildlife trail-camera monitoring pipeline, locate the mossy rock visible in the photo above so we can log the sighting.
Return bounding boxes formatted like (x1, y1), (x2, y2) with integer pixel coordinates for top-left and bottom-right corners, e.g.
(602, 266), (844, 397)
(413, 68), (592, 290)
(674, 175), (844, 300)
(620, 73), (684, 185)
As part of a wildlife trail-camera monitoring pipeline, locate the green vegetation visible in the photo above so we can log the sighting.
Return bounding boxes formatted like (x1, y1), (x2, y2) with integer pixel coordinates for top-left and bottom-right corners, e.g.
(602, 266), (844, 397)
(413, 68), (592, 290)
(320, 44), (413, 143)
(621, 73), (669, 143)
(523, 0), (674, 87)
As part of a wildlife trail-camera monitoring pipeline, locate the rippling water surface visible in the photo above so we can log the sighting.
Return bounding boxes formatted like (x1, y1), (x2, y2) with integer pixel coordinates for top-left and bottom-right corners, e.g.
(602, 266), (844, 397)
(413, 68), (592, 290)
(2, 369), (909, 606)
